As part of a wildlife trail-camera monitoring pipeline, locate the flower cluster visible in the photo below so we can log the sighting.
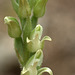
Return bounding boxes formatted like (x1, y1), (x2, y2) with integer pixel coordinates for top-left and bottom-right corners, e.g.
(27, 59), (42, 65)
(4, 0), (53, 75)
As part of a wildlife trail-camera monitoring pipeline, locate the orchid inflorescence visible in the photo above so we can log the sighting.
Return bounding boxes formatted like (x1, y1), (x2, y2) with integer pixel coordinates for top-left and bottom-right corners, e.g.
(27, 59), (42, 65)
(4, 0), (53, 75)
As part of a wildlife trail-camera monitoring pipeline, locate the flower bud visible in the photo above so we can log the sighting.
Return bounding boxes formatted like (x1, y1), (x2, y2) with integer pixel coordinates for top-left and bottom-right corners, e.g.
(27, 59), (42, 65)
(19, 0), (31, 18)
(30, 24), (43, 40)
(21, 50), (43, 75)
(26, 49), (43, 68)
(26, 25), (52, 52)
(4, 16), (22, 38)
(26, 25), (43, 52)
(33, 0), (48, 17)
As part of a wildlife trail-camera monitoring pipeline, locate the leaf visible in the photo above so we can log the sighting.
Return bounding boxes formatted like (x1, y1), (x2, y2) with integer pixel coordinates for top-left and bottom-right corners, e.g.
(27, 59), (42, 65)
(38, 67), (53, 75)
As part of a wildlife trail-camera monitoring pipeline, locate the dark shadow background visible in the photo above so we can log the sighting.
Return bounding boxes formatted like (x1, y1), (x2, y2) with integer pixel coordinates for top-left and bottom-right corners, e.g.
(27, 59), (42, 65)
(0, 0), (75, 75)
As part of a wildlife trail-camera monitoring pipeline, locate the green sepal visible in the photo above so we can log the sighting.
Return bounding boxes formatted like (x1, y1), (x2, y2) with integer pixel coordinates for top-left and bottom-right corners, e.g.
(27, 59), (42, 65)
(41, 36), (52, 49)
(4, 16), (22, 38)
(11, 0), (19, 14)
(26, 37), (41, 52)
(23, 17), (32, 43)
(21, 50), (43, 75)
(33, 0), (48, 17)
(14, 37), (24, 66)
(38, 67), (53, 75)
(19, 0), (31, 18)
(41, 36), (52, 41)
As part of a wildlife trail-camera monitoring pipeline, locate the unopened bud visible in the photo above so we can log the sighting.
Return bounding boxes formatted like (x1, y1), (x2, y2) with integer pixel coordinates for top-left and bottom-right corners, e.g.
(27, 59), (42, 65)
(19, 0), (31, 18)
(33, 0), (48, 17)
(4, 16), (22, 38)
